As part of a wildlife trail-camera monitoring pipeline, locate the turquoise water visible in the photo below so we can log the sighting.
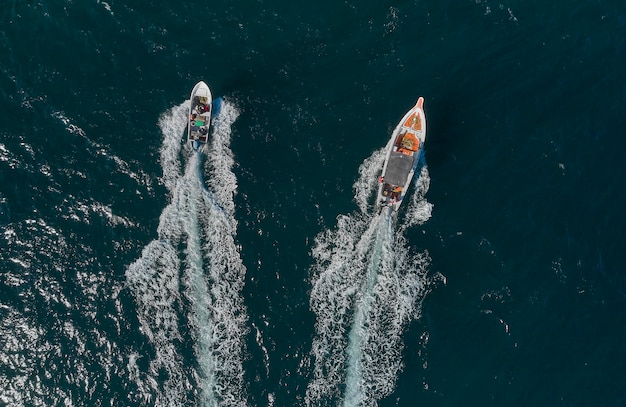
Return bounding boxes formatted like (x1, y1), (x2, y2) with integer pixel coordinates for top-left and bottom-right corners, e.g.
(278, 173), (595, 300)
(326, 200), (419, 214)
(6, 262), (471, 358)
(1, 1), (626, 406)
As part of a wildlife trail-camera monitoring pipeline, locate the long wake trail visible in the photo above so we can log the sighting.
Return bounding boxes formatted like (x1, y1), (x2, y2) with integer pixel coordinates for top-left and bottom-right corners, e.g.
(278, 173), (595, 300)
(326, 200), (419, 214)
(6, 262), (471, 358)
(306, 149), (432, 407)
(125, 100), (248, 407)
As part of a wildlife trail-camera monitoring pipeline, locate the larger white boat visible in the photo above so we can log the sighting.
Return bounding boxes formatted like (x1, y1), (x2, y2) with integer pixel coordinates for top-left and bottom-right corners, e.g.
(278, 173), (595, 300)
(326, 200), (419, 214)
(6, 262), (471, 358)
(187, 81), (212, 149)
(376, 97), (426, 211)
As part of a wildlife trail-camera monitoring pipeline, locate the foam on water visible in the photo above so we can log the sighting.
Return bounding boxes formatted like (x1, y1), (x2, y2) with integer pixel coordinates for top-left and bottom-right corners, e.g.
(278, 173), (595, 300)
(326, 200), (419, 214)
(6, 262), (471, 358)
(400, 164), (433, 231)
(202, 102), (240, 222)
(126, 100), (248, 407)
(353, 145), (389, 214)
(126, 240), (186, 405)
(306, 149), (431, 407)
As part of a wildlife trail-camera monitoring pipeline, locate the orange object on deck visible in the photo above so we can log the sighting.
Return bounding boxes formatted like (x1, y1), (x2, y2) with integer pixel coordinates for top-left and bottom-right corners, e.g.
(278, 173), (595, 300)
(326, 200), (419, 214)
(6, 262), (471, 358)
(404, 112), (422, 131)
(400, 132), (420, 151)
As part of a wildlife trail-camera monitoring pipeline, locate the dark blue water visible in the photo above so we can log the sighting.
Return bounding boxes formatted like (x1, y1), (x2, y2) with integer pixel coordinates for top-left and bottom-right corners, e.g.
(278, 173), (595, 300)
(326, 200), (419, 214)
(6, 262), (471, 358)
(2, 1), (626, 406)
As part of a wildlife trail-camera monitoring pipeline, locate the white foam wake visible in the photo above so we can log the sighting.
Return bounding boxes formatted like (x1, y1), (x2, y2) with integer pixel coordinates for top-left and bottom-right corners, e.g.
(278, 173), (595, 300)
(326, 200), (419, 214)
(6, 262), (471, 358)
(353, 146), (388, 214)
(306, 150), (431, 407)
(126, 100), (248, 407)
(400, 165), (433, 231)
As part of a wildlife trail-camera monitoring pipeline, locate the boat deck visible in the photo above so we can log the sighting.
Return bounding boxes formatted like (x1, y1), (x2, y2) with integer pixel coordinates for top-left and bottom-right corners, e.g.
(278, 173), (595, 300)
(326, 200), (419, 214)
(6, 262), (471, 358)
(384, 151), (415, 186)
(377, 98), (426, 210)
(188, 95), (211, 143)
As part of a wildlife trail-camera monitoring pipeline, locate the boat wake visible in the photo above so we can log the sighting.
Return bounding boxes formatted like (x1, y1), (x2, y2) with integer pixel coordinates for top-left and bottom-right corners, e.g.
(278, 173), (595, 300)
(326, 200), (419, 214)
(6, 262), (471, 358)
(306, 149), (432, 407)
(125, 100), (248, 407)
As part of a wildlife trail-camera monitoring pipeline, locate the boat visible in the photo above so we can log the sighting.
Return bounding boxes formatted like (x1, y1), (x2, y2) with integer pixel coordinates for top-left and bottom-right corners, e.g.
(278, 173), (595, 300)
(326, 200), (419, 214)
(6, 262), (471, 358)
(187, 81), (212, 149)
(376, 97), (426, 211)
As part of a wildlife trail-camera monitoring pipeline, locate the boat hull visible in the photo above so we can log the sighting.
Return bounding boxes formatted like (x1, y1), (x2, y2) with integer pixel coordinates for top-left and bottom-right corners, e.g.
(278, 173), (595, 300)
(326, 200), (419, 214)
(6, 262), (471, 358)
(376, 97), (427, 211)
(187, 81), (212, 149)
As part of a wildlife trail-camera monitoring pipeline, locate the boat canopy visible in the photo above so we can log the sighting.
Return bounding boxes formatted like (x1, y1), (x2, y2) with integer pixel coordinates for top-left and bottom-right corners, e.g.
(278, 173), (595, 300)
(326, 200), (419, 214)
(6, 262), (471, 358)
(384, 151), (414, 186)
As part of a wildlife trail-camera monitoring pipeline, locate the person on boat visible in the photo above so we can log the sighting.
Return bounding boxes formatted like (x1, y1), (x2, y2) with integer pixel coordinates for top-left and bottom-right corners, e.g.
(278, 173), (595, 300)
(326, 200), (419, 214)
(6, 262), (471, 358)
(391, 185), (402, 200)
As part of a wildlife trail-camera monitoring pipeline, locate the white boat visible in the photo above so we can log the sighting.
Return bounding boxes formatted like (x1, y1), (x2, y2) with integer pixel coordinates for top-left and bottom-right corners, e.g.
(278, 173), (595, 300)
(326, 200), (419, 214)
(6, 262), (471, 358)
(376, 97), (426, 211)
(187, 81), (212, 149)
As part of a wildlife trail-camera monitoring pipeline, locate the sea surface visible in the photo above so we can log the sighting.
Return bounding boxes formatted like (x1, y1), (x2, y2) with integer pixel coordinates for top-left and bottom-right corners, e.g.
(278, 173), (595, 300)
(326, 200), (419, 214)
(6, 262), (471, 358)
(1, 1), (626, 406)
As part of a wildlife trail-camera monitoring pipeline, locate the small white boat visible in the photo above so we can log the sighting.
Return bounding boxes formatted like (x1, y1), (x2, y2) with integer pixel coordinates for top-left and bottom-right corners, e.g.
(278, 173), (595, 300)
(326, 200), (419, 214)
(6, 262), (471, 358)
(377, 97), (427, 211)
(187, 81), (212, 149)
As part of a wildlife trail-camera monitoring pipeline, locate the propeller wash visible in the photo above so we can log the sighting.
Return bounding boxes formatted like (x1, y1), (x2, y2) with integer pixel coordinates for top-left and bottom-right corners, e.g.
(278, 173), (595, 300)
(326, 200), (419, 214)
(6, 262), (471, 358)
(306, 148), (433, 407)
(126, 100), (248, 407)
